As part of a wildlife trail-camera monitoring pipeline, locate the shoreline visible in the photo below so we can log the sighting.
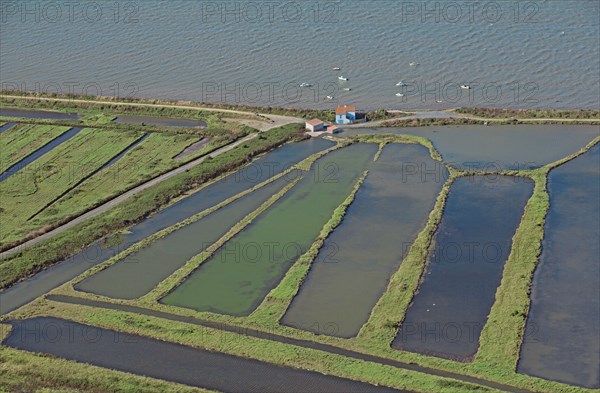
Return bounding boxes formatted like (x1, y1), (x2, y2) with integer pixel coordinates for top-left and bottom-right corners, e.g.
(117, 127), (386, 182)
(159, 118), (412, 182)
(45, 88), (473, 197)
(2, 91), (599, 128)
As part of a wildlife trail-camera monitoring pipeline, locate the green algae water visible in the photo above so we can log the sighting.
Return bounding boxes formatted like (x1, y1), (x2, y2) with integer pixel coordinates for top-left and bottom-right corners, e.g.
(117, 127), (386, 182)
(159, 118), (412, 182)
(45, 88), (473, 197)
(75, 174), (298, 299)
(282, 143), (447, 337)
(162, 143), (377, 316)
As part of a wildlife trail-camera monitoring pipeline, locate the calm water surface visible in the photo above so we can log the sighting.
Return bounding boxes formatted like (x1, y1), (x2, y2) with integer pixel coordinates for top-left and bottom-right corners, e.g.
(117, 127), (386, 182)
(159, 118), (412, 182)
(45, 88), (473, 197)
(0, 138), (333, 315)
(393, 176), (533, 360)
(76, 174), (298, 299)
(162, 143), (378, 316)
(518, 144), (600, 388)
(340, 125), (600, 169)
(1, 1), (598, 110)
(4, 317), (403, 393)
(283, 143), (447, 337)
(0, 107), (80, 120)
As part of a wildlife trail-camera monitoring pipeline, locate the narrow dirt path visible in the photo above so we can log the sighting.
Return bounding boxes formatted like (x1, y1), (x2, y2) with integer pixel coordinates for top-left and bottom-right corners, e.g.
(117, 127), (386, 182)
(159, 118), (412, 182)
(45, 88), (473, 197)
(0, 133), (257, 259)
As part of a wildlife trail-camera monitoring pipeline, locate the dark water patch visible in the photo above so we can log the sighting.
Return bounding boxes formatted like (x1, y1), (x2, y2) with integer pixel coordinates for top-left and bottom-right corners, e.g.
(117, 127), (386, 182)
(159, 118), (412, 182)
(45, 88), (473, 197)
(26, 133), (151, 221)
(45, 295), (529, 393)
(0, 138), (334, 315)
(76, 175), (299, 299)
(393, 176), (533, 360)
(162, 143), (378, 316)
(0, 127), (82, 182)
(115, 115), (207, 128)
(518, 145), (600, 388)
(340, 125), (600, 170)
(3, 317), (403, 393)
(282, 144), (447, 338)
(0, 122), (16, 133)
(174, 137), (212, 160)
(0, 107), (80, 120)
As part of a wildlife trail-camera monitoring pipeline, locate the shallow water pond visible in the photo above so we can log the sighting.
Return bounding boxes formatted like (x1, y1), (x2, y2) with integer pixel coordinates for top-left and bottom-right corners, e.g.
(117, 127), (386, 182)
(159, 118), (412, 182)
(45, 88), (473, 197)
(393, 175), (533, 360)
(162, 143), (378, 316)
(3, 317), (402, 393)
(0, 107), (80, 120)
(340, 125), (599, 170)
(282, 143), (447, 338)
(0, 138), (333, 315)
(76, 175), (297, 299)
(518, 144), (600, 388)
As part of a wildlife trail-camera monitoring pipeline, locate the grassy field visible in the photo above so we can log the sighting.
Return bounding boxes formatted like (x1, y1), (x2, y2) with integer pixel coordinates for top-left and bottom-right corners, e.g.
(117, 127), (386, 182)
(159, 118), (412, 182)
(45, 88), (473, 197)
(0, 124), (306, 288)
(0, 124), (72, 173)
(0, 128), (143, 245)
(1, 90), (402, 123)
(33, 133), (230, 230)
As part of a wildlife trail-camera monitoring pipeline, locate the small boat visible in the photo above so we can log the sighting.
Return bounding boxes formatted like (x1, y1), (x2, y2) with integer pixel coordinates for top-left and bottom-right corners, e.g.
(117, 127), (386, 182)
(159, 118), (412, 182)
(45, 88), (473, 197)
(396, 93), (405, 97)
(326, 95), (334, 100)
(299, 83), (312, 88)
(461, 85), (471, 89)
(409, 62), (420, 67)
(396, 81), (407, 87)
(338, 76), (348, 81)
(332, 67), (341, 71)
(436, 100), (443, 103)
(343, 88), (351, 91)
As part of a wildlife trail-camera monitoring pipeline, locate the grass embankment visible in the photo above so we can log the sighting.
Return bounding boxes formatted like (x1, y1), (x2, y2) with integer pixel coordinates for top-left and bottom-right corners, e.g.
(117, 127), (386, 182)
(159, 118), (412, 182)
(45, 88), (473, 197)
(0, 124), (72, 173)
(0, 342), (211, 393)
(475, 136), (600, 371)
(0, 93), (242, 132)
(0, 124), (306, 289)
(455, 108), (600, 120)
(349, 133), (443, 161)
(248, 170), (369, 325)
(3, 298), (501, 393)
(0, 128), (143, 245)
(33, 133), (231, 231)
(1, 90), (402, 124)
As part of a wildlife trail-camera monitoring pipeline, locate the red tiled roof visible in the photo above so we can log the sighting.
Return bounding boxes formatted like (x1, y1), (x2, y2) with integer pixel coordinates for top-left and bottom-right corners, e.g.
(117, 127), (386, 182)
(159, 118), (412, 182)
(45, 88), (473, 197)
(336, 106), (356, 115)
(306, 118), (324, 126)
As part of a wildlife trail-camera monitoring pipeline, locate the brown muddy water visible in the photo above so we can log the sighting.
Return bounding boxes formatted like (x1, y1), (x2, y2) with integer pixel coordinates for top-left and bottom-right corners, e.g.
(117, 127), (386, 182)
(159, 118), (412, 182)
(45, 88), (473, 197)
(282, 143), (447, 338)
(393, 175), (533, 360)
(518, 144), (600, 388)
(3, 317), (404, 393)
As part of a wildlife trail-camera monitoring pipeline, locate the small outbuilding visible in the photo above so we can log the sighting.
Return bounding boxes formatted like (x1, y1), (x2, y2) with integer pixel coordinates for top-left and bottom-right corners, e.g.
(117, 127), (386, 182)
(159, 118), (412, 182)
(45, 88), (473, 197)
(326, 125), (340, 134)
(306, 118), (325, 132)
(335, 106), (356, 125)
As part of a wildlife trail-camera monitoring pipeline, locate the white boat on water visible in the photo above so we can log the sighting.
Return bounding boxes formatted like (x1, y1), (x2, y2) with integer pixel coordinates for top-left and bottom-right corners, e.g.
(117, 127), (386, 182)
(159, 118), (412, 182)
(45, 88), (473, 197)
(326, 95), (334, 100)
(343, 88), (351, 91)
(461, 85), (471, 89)
(409, 62), (420, 67)
(299, 83), (312, 88)
(396, 93), (405, 97)
(396, 81), (407, 87)
(332, 67), (341, 71)
(338, 76), (348, 81)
